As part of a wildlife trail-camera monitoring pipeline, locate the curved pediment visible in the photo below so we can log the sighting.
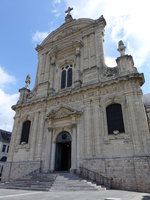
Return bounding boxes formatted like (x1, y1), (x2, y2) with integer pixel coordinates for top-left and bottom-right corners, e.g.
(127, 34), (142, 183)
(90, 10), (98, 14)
(41, 18), (95, 47)
(46, 105), (82, 120)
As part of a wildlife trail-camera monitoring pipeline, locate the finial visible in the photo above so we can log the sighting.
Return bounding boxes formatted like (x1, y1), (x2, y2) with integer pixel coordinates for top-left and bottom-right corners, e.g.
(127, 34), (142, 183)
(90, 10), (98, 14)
(65, 7), (73, 23)
(25, 74), (31, 89)
(117, 40), (126, 56)
(65, 7), (73, 15)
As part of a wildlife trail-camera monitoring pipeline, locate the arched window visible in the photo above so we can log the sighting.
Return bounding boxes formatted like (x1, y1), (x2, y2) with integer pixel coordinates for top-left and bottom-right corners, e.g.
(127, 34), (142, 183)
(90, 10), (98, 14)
(61, 64), (72, 89)
(106, 103), (125, 134)
(20, 120), (31, 144)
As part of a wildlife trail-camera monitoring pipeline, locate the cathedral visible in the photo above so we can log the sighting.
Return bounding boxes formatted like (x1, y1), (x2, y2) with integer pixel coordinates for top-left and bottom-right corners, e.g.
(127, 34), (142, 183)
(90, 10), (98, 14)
(2, 8), (150, 192)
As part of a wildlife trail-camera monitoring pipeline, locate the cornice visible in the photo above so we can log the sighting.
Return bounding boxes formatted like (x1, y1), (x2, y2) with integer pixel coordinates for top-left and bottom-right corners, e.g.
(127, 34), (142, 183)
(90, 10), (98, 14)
(12, 73), (144, 111)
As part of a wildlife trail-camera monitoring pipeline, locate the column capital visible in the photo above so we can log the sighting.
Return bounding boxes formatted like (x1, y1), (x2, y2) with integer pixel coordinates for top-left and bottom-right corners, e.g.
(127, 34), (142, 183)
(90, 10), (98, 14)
(72, 123), (77, 128)
(48, 127), (53, 132)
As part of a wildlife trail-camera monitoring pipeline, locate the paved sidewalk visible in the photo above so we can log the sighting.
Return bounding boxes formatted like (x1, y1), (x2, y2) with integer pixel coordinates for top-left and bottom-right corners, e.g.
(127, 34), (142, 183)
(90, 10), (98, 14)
(0, 189), (150, 200)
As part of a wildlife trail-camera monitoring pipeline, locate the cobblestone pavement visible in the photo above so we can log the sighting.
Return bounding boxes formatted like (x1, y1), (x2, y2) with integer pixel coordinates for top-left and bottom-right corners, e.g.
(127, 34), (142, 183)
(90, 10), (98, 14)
(0, 189), (150, 200)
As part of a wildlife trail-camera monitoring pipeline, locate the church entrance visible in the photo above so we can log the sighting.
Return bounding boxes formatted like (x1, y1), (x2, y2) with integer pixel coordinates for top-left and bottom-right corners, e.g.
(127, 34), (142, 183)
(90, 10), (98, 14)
(55, 131), (71, 171)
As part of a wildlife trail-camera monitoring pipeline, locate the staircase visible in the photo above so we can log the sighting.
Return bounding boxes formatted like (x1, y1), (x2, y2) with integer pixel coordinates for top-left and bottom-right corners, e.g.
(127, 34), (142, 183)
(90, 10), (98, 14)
(0, 172), (106, 191)
(0, 173), (56, 191)
(50, 172), (105, 191)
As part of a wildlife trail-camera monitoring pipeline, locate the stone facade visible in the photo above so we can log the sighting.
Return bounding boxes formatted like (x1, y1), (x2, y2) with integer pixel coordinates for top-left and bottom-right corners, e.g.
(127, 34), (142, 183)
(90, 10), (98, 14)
(2, 10), (150, 192)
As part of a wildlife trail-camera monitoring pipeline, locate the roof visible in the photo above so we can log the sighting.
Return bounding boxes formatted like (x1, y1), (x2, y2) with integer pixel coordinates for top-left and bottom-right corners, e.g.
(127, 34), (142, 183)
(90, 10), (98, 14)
(0, 129), (11, 143)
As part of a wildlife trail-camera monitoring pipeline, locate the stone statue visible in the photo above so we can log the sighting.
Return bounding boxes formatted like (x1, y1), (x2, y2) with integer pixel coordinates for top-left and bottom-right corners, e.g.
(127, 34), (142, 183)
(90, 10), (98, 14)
(25, 74), (31, 89)
(117, 40), (126, 56)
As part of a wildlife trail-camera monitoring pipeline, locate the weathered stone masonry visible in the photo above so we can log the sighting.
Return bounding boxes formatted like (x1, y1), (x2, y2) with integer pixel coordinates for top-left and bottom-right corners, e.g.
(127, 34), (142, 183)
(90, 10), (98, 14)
(2, 10), (150, 192)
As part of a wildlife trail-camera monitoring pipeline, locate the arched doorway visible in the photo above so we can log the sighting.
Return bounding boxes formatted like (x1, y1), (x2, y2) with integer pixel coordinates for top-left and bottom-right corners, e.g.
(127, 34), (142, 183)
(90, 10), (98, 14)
(55, 131), (71, 171)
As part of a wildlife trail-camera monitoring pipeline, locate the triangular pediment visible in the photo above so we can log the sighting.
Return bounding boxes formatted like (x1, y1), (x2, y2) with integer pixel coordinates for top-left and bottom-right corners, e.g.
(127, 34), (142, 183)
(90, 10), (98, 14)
(41, 18), (95, 46)
(46, 105), (82, 120)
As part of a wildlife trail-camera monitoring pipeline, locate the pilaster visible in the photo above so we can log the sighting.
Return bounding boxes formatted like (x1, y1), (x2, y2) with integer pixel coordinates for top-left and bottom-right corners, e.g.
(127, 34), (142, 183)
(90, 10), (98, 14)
(74, 41), (83, 87)
(29, 114), (39, 160)
(126, 94), (144, 155)
(84, 101), (92, 157)
(35, 110), (45, 160)
(71, 123), (77, 170)
(7, 116), (19, 161)
(50, 142), (56, 171)
(43, 127), (53, 172)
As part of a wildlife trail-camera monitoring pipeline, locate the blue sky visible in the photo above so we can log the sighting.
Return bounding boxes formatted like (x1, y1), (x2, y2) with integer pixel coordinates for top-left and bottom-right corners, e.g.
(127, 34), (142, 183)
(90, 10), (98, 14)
(0, 0), (150, 131)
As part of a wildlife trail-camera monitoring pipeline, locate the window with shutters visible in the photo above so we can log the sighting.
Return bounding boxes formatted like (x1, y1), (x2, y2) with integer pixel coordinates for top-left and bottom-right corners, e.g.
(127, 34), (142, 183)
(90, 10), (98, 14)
(61, 64), (72, 89)
(20, 120), (31, 144)
(106, 103), (125, 134)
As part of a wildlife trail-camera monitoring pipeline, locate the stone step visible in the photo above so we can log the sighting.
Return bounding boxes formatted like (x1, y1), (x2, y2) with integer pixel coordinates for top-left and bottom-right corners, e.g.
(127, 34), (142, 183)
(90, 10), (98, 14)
(0, 185), (50, 191)
(49, 173), (106, 191)
(0, 172), (106, 191)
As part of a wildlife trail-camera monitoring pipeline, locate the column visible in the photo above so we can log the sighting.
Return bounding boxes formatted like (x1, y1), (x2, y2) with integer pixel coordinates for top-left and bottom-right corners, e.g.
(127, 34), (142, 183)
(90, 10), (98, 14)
(44, 128), (53, 172)
(71, 124), (77, 170)
(50, 142), (56, 172)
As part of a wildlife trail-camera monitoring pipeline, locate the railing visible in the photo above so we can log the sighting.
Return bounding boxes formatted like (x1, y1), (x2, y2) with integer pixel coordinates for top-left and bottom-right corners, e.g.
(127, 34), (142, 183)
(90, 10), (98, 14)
(76, 167), (113, 189)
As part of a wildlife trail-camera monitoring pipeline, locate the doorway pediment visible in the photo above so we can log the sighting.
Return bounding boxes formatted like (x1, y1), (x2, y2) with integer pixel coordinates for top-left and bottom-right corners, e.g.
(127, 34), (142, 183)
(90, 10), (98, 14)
(46, 105), (82, 120)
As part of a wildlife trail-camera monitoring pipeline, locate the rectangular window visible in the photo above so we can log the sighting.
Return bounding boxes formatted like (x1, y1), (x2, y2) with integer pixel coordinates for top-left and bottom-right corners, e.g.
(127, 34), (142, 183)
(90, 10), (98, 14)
(2, 145), (6, 153)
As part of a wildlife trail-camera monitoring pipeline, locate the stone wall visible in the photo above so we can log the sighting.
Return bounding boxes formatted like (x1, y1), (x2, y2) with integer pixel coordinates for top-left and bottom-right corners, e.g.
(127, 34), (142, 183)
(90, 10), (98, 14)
(2, 161), (40, 182)
(82, 156), (150, 192)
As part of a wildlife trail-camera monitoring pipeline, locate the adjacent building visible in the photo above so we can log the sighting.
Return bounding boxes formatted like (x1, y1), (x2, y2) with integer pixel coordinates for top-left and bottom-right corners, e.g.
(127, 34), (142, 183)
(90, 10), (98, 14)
(0, 129), (11, 175)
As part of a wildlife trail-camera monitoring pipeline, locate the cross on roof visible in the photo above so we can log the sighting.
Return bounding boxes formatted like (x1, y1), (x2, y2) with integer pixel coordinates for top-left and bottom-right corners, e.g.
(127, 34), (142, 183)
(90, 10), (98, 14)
(65, 7), (73, 15)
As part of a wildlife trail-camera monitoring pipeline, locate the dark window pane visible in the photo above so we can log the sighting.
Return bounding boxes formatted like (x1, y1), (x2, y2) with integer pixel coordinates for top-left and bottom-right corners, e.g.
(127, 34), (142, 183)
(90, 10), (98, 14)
(61, 70), (66, 89)
(2, 145), (6, 152)
(106, 104), (125, 134)
(20, 120), (31, 144)
(67, 68), (72, 87)
(0, 156), (7, 162)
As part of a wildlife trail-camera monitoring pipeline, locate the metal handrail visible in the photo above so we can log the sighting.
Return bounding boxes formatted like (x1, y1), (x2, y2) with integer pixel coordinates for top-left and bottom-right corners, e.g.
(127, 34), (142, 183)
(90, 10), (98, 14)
(78, 166), (113, 189)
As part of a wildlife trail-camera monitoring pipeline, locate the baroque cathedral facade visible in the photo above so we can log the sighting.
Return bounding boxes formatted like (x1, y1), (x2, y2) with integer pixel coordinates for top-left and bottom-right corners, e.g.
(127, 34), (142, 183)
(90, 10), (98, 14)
(2, 8), (150, 192)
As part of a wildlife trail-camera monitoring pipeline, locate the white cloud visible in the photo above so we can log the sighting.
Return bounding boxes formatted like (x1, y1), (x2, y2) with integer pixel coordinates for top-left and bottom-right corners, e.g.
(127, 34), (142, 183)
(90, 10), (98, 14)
(53, 0), (61, 4)
(32, 31), (49, 44)
(64, 0), (150, 68)
(0, 89), (18, 131)
(0, 66), (16, 88)
(0, 66), (18, 131)
(51, 9), (61, 17)
(105, 57), (116, 68)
